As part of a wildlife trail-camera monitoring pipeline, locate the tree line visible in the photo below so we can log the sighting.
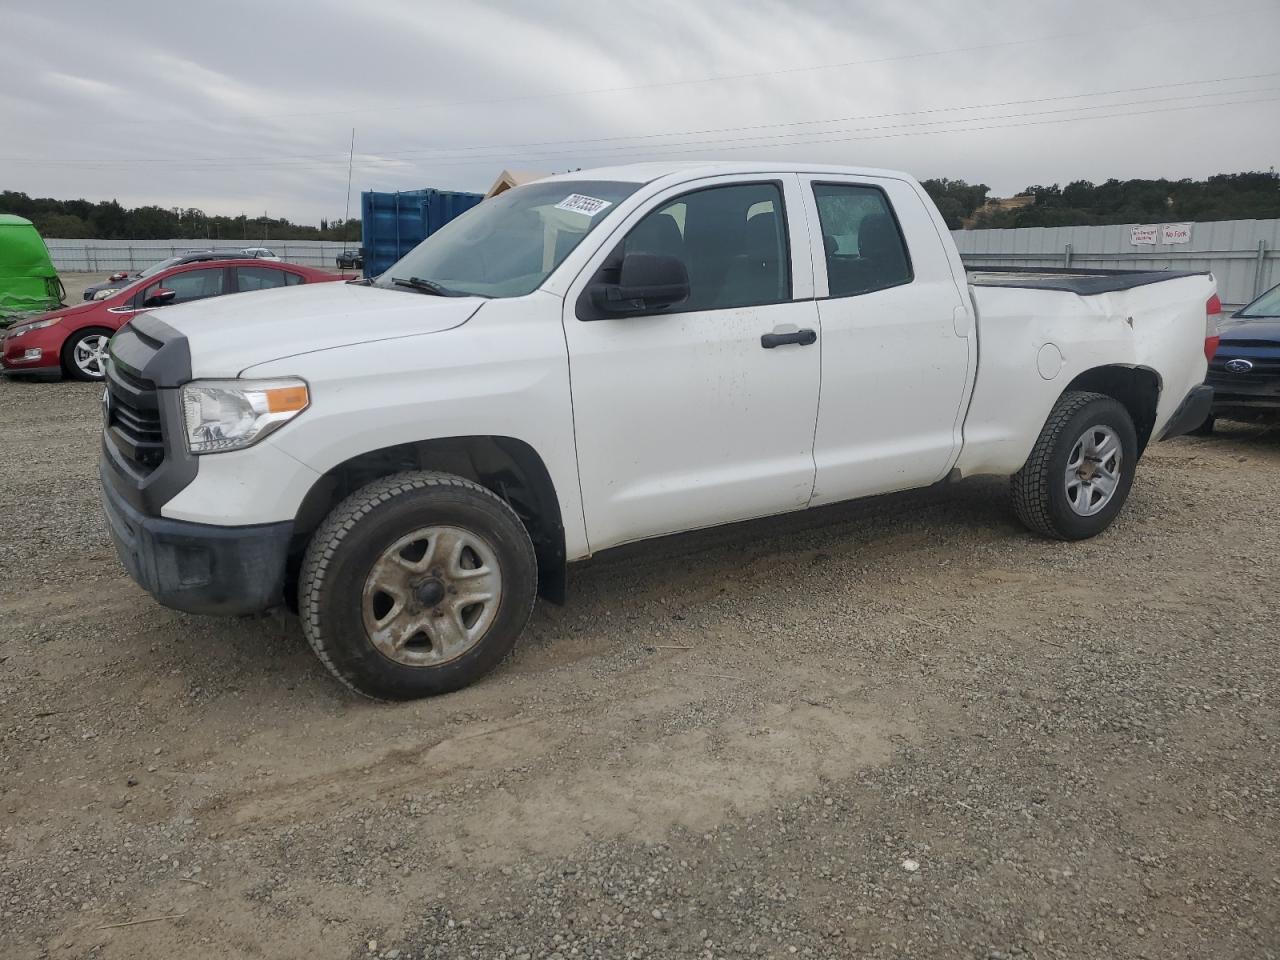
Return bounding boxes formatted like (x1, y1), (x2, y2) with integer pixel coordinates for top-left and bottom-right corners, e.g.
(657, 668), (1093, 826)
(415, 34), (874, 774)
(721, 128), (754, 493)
(921, 170), (1280, 230)
(0, 191), (360, 242)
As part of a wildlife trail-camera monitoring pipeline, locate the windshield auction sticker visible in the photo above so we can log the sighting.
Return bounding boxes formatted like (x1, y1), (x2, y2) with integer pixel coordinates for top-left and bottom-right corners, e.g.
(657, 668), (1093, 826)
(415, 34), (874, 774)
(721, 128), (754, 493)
(555, 194), (613, 217)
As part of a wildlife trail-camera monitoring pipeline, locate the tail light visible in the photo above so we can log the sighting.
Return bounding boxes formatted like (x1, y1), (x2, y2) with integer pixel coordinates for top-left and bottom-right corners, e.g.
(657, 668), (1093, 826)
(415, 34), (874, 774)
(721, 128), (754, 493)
(1204, 294), (1222, 361)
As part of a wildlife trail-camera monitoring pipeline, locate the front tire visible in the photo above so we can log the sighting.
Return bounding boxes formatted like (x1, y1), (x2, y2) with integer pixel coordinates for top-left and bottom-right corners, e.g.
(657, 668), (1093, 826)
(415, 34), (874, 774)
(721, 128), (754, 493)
(62, 327), (114, 381)
(298, 471), (537, 700)
(1012, 391), (1138, 541)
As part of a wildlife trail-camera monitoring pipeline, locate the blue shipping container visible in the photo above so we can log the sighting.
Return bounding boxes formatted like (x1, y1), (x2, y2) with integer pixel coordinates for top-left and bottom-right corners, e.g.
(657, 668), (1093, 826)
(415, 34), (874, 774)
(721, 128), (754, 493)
(360, 188), (484, 278)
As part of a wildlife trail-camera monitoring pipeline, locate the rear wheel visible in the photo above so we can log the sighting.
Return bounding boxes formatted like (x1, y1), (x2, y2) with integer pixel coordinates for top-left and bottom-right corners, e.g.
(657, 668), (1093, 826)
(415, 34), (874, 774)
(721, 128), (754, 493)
(1012, 391), (1138, 540)
(298, 471), (537, 700)
(61, 327), (114, 381)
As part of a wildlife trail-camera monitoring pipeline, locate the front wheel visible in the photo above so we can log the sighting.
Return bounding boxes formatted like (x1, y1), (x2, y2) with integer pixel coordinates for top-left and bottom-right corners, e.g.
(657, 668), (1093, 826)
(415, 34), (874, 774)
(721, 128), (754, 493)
(1012, 391), (1138, 540)
(298, 471), (537, 700)
(62, 327), (114, 381)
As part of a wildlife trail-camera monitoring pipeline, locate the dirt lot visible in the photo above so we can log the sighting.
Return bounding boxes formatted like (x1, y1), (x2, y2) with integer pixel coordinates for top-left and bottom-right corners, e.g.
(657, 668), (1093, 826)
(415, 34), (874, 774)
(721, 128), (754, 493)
(1, 376), (1277, 960)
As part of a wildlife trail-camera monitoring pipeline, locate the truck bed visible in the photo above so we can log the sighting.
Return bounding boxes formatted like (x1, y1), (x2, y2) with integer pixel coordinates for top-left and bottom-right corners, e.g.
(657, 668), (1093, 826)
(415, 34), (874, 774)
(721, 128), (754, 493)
(966, 266), (1208, 296)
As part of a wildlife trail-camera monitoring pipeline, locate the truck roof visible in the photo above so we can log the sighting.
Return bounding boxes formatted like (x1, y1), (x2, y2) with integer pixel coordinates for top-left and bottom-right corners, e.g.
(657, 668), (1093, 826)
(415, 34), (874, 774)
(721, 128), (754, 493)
(540, 161), (917, 185)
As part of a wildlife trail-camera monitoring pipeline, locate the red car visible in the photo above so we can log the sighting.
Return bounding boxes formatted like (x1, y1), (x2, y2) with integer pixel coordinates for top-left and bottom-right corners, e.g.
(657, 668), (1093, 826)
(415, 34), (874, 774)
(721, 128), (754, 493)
(2, 259), (346, 381)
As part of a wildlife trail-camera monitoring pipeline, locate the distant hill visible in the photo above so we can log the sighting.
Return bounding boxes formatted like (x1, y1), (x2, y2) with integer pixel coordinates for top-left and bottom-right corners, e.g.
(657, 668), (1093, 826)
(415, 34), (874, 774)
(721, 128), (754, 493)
(923, 171), (1280, 230)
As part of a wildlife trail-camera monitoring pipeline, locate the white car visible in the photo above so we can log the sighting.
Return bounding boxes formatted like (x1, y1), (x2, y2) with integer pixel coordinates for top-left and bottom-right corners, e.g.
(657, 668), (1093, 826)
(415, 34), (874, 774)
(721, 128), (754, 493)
(240, 247), (280, 261)
(99, 161), (1218, 699)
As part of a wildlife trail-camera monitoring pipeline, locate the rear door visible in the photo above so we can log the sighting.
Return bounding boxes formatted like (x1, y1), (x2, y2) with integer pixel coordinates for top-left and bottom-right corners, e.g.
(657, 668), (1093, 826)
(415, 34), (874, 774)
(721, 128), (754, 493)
(563, 174), (821, 551)
(797, 176), (973, 502)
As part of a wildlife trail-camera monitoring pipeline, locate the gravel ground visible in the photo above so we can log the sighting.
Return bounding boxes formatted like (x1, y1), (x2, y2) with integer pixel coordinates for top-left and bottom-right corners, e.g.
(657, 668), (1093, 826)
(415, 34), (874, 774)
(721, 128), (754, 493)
(0, 377), (1276, 960)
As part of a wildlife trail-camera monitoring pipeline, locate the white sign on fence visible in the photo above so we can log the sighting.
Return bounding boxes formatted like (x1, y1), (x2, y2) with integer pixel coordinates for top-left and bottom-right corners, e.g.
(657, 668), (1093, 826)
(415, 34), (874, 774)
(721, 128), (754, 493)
(1130, 224), (1159, 245)
(1160, 222), (1192, 244)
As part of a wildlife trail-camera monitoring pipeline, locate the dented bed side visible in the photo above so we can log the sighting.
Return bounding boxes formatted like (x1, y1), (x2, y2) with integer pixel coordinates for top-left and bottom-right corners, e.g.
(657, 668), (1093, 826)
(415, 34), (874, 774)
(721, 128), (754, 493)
(954, 272), (1216, 478)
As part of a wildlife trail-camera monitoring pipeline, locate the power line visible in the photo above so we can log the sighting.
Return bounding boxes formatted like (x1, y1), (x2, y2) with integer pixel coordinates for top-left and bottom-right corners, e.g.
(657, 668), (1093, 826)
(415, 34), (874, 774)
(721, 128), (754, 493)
(376, 71), (1280, 158)
(73, 3), (1271, 126)
(33, 93), (1276, 183)
(359, 86), (1280, 166)
(6, 73), (1275, 168)
(241, 93), (1280, 172)
(7, 85), (1273, 171)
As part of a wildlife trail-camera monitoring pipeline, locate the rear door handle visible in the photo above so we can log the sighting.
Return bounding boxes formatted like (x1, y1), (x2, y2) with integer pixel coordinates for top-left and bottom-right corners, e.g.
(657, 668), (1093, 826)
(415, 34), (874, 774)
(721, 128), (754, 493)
(760, 328), (817, 349)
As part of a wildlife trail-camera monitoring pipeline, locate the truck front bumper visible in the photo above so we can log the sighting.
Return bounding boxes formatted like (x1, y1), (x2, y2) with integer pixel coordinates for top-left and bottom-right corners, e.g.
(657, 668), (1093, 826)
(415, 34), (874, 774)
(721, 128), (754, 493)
(1159, 384), (1214, 440)
(101, 461), (293, 616)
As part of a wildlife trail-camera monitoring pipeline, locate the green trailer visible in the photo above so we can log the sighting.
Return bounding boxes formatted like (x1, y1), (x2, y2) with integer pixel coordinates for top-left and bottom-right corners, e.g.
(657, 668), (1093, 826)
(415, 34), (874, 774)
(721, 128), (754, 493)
(0, 215), (64, 327)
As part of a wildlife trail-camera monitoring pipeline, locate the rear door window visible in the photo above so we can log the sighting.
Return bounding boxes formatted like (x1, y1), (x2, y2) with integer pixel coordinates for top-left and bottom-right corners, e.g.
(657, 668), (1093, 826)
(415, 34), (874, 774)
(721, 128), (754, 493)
(811, 183), (912, 297)
(237, 266), (290, 291)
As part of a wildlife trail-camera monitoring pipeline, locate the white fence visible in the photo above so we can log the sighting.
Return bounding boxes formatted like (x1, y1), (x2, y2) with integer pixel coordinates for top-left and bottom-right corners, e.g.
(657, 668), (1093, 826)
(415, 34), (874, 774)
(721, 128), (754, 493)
(953, 219), (1279, 307)
(49, 221), (1280, 305)
(46, 238), (358, 273)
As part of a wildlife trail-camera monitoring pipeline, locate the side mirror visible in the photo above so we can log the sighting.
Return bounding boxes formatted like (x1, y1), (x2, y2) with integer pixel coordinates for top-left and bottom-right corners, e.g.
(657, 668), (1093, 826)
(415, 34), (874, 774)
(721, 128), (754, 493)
(109, 271), (129, 282)
(144, 288), (177, 308)
(587, 253), (689, 318)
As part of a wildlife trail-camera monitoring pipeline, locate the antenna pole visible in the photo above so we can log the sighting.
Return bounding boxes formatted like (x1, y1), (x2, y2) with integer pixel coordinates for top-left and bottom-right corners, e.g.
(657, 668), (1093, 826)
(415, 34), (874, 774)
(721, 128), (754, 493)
(343, 127), (356, 250)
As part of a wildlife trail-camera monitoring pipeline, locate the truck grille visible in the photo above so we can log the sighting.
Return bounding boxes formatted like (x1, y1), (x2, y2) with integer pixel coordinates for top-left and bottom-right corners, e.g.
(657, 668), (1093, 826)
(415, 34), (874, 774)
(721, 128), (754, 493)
(106, 362), (165, 475)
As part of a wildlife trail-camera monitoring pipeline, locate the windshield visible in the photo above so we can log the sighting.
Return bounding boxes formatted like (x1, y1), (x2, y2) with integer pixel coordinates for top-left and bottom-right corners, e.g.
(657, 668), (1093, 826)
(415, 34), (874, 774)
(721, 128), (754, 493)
(138, 256), (183, 279)
(374, 180), (641, 298)
(1238, 284), (1280, 318)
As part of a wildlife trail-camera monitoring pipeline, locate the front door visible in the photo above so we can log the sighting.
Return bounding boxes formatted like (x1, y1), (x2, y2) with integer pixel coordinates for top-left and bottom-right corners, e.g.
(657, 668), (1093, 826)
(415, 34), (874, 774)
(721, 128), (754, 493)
(563, 175), (822, 552)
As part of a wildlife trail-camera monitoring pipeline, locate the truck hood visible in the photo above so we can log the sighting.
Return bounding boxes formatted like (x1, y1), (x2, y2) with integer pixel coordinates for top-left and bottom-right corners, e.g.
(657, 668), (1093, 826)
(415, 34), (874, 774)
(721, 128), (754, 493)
(153, 282), (485, 377)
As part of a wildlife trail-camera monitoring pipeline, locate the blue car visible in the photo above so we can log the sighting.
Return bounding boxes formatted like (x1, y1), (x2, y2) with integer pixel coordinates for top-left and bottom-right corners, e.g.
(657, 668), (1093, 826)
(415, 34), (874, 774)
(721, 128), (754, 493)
(1200, 282), (1280, 432)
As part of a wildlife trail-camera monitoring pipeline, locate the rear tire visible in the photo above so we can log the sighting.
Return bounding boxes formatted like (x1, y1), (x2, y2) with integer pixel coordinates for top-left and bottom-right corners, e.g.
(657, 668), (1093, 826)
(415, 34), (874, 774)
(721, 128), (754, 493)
(298, 471), (537, 700)
(1012, 391), (1138, 541)
(61, 327), (114, 381)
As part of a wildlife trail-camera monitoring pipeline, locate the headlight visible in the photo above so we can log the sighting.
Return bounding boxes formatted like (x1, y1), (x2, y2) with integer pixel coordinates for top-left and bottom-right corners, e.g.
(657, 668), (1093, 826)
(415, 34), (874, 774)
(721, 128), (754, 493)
(180, 378), (310, 454)
(10, 316), (62, 337)
(93, 288), (119, 300)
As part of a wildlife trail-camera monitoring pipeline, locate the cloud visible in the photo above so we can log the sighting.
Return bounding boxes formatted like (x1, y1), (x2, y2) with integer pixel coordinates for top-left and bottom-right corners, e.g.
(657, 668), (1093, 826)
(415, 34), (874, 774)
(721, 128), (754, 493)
(2, 0), (1277, 222)
(42, 71), (127, 105)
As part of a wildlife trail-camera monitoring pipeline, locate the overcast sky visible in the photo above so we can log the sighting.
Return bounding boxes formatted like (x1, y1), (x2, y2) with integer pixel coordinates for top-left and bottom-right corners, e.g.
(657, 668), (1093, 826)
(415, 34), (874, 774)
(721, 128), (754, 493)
(2, 0), (1278, 224)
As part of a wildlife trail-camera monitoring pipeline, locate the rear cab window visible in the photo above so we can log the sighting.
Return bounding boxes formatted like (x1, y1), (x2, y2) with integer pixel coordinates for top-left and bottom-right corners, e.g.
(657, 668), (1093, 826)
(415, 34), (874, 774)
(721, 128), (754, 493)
(810, 182), (913, 298)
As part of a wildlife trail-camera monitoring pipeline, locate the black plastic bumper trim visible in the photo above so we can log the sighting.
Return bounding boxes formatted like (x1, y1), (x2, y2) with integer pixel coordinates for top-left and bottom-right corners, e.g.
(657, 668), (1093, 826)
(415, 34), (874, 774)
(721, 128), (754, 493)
(100, 461), (293, 616)
(1159, 384), (1214, 440)
(0, 364), (61, 380)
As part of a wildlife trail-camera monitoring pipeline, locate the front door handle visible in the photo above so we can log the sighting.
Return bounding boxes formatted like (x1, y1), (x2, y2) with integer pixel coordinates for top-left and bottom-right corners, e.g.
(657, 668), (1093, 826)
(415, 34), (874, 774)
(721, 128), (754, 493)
(760, 328), (817, 349)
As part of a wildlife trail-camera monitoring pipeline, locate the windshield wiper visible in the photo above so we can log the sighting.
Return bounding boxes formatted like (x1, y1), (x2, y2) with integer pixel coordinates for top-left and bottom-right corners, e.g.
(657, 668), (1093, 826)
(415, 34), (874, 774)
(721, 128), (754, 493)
(390, 276), (465, 297)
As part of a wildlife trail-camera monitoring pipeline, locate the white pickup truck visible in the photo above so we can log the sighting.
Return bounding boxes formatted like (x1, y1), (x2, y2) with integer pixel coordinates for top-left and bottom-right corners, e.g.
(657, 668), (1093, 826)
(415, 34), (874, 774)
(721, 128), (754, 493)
(99, 162), (1218, 699)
